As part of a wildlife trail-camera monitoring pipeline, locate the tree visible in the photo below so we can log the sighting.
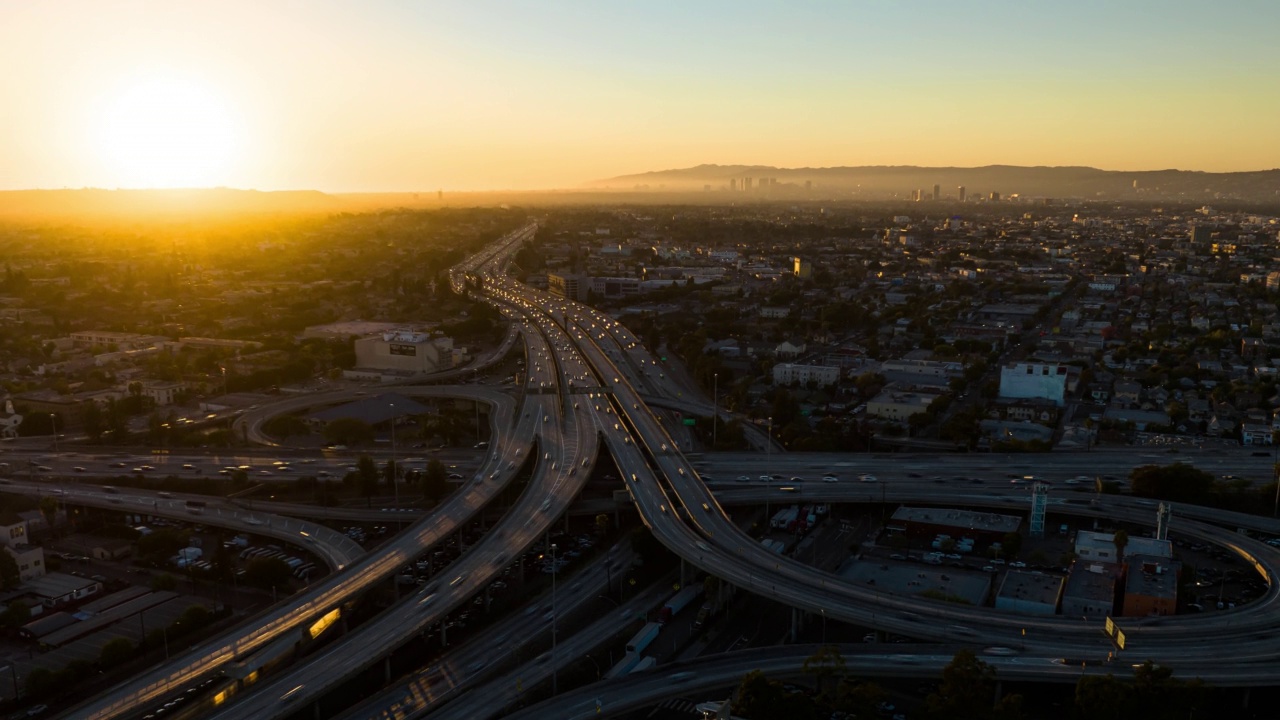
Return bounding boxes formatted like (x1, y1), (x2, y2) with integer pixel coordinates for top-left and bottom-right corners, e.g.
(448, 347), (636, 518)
(422, 458), (450, 505)
(833, 677), (888, 718)
(151, 573), (178, 591)
(356, 455), (380, 506)
(243, 557), (292, 592)
(137, 529), (187, 565)
(802, 644), (846, 698)
(925, 649), (1023, 720)
(324, 418), (375, 446)
(1129, 463), (1213, 504)
(1112, 529), (1129, 561)
(99, 638), (135, 668)
(594, 513), (610, 536)
(1001, 532), (1023, 560)
(0, 549), (19, 590)
(734, 669), (811, 719)
(83, 401), (104, 443)
(262, 415), (309, 439)
(38, 496), (58, 530)
(0, 599), (30, 628)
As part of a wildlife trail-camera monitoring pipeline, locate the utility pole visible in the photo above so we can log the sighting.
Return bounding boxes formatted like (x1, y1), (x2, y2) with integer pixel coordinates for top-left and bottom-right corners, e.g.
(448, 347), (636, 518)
(712, 372), (718, 450)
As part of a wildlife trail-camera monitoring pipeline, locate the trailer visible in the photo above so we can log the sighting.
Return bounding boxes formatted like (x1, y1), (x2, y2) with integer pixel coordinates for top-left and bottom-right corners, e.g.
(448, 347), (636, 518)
(605, 652), (641, 679)
(658, 585), (702, 624)
(772, 506), (799, 530)
(629, 656), (657, 673)
(626, 621), (661, 655)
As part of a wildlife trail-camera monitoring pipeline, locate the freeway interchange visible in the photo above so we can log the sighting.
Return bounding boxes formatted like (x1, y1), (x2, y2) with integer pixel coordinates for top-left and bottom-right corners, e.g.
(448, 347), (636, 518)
(33, 222), (1280, 719)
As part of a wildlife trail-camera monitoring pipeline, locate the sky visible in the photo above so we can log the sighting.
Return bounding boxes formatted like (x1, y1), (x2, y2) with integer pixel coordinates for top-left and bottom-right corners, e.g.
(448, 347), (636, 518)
(2, 0), (1278, 191)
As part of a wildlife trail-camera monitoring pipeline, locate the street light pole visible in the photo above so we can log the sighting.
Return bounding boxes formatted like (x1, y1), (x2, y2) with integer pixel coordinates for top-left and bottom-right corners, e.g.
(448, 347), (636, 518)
(712, 373), (718, 450)
(390, 402), (398, 505)
(49, 413), (58, 453)
(765, 415), (773, 521)
(551, 542), (559, 695)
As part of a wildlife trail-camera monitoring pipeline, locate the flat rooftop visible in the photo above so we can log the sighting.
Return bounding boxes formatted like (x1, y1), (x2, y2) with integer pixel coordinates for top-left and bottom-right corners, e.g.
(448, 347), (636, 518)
(997, 570), (1064, 609)
(892, 507), (1023, 535)
(837, 558), (991, 607)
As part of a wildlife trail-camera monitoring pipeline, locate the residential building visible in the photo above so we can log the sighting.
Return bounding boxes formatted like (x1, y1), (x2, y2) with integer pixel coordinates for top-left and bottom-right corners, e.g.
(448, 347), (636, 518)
(998, 362), (1069, 406)
(772, 363), (839, 387)
(866, 389), (940, 421)
(1241, 423), (1273, 445)
(141, 381), (184, 407)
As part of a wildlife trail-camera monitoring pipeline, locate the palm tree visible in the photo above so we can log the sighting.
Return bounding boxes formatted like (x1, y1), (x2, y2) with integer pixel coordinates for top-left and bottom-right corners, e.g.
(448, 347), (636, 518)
(1113, 529), (1129, 561)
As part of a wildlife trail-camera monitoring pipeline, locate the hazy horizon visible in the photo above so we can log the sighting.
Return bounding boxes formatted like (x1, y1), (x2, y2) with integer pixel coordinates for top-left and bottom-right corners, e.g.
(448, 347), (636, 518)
(4, 1), (1279, 192)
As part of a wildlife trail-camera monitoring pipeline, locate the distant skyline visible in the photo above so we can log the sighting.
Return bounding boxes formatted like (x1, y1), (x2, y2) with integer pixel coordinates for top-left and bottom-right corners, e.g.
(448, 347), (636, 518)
(3, 1), (1278, 192)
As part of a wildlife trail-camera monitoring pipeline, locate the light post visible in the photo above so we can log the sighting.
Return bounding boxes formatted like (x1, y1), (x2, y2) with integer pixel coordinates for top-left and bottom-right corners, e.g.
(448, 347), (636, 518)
(765, 416), (773, 520)
(50, 413), (58, 453)
(551, 542), (559, 695)
(390, 402), (398, 505)
(712, 373), (718, 450)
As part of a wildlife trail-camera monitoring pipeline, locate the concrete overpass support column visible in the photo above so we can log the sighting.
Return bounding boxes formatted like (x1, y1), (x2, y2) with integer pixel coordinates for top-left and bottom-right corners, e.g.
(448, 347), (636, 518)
(385, 657), (392, 684)
(680, 558), (687, 588)
(789, 607), (798, 643)
(314, 701), (321, 720)
(441, 623), (448, 647)
(993, 680), (1002, 705)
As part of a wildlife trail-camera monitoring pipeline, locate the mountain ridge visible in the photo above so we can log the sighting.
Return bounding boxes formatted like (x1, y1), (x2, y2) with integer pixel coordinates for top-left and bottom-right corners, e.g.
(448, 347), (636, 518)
(588, 164), (1280, 201)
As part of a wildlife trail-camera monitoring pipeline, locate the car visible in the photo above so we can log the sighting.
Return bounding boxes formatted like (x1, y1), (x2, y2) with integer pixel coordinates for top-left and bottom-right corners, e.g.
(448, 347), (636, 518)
(72, 466), (86, 472)
(1009, 561), (1027, 568)
(25, 705), (49, 716)
(822, 475), (839, 483)
(758, 475), (771, 482)
(736, 475), (751, 482)
(858, 474), (877, 482)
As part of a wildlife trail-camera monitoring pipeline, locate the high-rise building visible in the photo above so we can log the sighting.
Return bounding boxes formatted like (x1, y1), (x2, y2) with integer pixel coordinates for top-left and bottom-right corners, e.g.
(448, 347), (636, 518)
(730, 178), (737, 191)
(793, 257), (811, 278)
(743, 177), (753, 191)
(932, 184), (940, 201)
(989, 192), (1001, 201)
(957, 186), (966, 203)
(911, 189), (921, 202)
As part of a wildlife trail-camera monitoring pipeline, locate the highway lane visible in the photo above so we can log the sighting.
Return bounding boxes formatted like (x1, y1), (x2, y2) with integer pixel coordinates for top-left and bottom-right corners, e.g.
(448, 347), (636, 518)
(204, 274), (602, 719)
(0, 479), (364, 570)
(479, 260), (1280, 688)
(32, 224), (538, 720)
(335, 545), (643, 720)
(418, 570), (670, 720)
(505, 639), (1279, 720)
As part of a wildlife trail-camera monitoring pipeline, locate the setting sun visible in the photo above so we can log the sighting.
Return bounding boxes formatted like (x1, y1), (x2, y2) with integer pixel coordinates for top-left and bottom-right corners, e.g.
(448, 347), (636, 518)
(95, 75), (241, 188)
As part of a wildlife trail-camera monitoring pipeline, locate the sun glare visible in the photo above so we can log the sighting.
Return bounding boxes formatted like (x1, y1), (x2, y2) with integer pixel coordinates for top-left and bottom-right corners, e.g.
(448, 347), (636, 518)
(96, 76), (241, 188)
